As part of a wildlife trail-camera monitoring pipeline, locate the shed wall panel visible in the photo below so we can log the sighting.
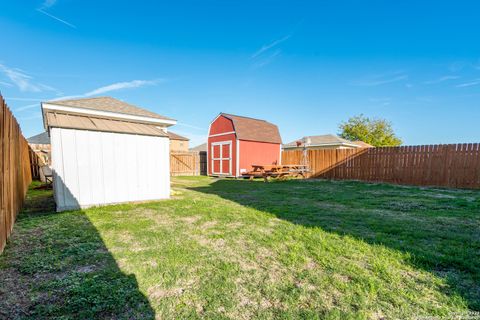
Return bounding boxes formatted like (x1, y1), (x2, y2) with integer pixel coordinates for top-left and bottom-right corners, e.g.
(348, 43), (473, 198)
(238, 140), (281, 173)
(51, 128), (170, 211)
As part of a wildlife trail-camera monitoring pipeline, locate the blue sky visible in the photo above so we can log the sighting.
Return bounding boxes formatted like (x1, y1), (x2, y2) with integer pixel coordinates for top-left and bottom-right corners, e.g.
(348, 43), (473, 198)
(1, 0), (480, 147)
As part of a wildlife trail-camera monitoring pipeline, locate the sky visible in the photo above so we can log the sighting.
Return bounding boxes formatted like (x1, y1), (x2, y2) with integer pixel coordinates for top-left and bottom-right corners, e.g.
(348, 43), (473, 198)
(1, 0), (480, 147)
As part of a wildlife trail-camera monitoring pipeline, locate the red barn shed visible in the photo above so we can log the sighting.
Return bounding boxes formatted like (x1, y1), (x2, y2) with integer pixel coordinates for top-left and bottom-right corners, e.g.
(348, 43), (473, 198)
(208, 113), (282, 177)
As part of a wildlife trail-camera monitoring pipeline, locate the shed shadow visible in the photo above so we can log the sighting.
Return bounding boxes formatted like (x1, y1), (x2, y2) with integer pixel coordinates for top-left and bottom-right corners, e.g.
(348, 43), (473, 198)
(190, 178), (480, 311)
(0, 180), (155, 319)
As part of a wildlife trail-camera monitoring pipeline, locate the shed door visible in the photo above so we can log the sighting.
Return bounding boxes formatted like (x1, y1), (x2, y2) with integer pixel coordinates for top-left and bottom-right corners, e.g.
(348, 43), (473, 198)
(211, 141), (232, 175)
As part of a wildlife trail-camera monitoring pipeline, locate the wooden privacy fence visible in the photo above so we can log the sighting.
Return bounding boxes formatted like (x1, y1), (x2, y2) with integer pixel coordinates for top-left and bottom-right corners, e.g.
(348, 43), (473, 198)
(170, 152), (204, 176)
(0, 95), (32, 253)
(282, 144), (480, 189)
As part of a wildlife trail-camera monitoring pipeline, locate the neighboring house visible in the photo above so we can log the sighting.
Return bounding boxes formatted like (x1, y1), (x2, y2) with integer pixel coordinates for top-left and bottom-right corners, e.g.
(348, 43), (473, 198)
(167, 131), (189, 152)
(41, 96), (176, 212)
(208, 113), (282, 177)
(27, 131), (51, 165)
(189, 143), (207, 152)
(283, 134), (363, 150)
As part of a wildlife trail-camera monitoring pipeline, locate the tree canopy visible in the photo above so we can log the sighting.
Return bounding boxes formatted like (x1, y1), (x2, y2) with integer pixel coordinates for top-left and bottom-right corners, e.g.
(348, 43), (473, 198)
(339, 114), (402, 147)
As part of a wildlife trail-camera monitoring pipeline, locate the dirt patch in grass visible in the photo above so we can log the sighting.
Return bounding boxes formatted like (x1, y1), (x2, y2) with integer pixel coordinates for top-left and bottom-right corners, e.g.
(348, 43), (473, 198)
(0, 268), (31, 318)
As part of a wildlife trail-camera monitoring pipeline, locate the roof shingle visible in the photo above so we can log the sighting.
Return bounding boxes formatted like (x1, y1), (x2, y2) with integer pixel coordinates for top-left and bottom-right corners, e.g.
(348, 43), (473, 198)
(45, 97), (174, 121)
(27, 132), (50, 144)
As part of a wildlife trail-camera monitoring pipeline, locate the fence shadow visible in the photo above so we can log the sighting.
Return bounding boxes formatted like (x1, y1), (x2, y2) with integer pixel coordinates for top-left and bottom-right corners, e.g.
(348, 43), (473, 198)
(0, 181), (155, 319)
(190, 178), (480, 311)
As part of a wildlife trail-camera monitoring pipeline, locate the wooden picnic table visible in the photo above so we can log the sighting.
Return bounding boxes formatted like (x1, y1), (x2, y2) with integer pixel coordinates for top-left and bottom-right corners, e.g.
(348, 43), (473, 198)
(245, 164), (308, 182)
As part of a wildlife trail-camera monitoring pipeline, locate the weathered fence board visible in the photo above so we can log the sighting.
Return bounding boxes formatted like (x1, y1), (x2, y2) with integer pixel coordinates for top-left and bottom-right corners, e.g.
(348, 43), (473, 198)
(0, 95), (32, 253)
(282, 144), (480, 189)
(170, 152), (200, 176)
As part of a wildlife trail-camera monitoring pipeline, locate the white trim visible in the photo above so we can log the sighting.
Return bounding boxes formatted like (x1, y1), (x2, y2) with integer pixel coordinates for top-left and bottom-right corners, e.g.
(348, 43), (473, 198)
(42, 103), (177, 127)
(208, 131), (235, 138)
(211, 141), (232, 175)
(278, 144), (282, 165)
(236, 138), (240, 177)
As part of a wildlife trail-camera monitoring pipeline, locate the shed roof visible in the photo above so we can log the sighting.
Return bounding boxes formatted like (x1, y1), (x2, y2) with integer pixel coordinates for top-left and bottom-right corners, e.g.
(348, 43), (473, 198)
(45, 112), (168, 137)
(27, 131), (50, 144)
(167, 131), (189, 141)
(45, 97), (174, 121)
(220, 113), (282, 144)
(283, 134), (358, 148)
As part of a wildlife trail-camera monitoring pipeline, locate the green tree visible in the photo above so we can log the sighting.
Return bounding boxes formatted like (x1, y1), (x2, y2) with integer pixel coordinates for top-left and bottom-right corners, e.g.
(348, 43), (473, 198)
(339, 114), (402, 147)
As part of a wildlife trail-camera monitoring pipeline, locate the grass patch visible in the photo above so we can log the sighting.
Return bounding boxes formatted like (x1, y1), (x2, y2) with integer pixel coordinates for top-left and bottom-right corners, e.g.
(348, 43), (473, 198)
(0, 176), (479, 319)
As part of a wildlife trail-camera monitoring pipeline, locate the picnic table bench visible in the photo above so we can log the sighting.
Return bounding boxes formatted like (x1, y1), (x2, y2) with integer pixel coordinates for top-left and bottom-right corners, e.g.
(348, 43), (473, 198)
(244, 164), (308, 182)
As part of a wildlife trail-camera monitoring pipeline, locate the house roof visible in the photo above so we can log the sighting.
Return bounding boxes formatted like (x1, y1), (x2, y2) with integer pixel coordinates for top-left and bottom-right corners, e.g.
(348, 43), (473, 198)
(190, 143), (207, 152)
(283, 134), (358, 148)
(352, 140), (374, 148)
(221, 113), (282, 144)
(45, 97), (175, 121)
(167, 131), (189, 141)
(27, 132), (50, 144)
(45, 112), (168, 137)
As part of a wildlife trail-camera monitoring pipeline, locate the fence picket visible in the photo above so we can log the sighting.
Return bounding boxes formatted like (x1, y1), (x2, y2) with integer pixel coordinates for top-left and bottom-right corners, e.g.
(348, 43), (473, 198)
(282, 144), (480, 189)
(0, 95), (32, 253)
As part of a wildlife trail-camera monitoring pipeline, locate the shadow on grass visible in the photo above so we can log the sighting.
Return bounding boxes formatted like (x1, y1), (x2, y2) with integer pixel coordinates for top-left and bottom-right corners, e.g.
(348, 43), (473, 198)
(191, 178), (480, 311)
(0, 182), (155, 319)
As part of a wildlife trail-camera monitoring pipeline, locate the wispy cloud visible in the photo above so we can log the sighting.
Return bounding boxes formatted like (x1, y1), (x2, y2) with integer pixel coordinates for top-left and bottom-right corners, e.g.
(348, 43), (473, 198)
(84, 80), (160, 96)
(455, 79), (480, 88)
(351, 72), (408, 87)
(17, 112), (43, 121)
(49, 79), (163, 102)
(5, 97), (46, 101)
(37, 8), (76, 29)
(16, 103), (39, 112)
(0, 63), (58, 93)
(252, 49), (282, 69)
(252, 34), (291, 59)
(37, 0), (76, 29)
(175, 122), (206, 131)
(423, 75), (460, 84)
(0, 81), (13, 87)
(250, 33), (291, 69)
(40, 0), (57, 9)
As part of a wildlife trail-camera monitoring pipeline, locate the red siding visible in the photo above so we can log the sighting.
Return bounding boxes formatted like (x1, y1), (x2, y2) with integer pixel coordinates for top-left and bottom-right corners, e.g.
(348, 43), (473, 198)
(209, 115), (234, 135)
(239, 140), (281, 174)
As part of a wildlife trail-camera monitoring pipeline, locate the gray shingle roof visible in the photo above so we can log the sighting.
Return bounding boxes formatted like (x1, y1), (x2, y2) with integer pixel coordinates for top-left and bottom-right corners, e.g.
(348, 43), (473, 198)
(190, 143), (207, 152)
(27, 132), (50, 144)
(283, 135), (357, 148)
(45, 97), (175, 121)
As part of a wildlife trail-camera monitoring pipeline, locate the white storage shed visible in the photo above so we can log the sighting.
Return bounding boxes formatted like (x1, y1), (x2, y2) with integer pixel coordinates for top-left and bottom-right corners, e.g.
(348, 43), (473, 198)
(41, 97), (176, 212)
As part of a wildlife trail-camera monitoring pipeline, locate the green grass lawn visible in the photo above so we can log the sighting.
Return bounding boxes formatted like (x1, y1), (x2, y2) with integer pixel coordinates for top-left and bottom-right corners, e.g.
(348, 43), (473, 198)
(1, 177), (479, 319)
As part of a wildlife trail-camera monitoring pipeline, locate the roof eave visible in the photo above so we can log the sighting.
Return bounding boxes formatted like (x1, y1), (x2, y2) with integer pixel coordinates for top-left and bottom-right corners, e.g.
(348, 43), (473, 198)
(42, 102), (177, 127)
